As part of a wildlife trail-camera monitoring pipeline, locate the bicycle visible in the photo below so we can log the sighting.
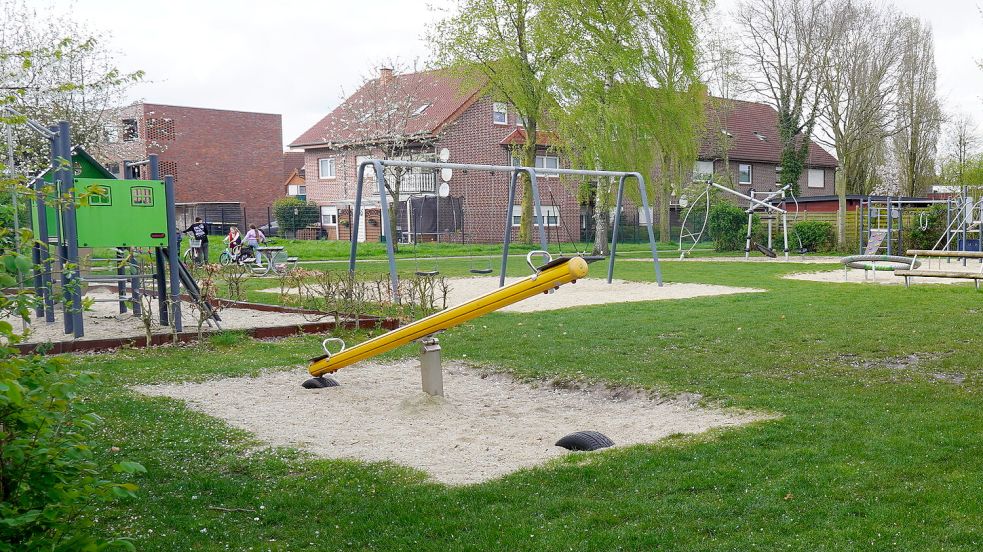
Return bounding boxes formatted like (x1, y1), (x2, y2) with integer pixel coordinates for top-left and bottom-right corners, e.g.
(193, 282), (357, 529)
(218, 242), (242, 265)
(183, 238), (205, 265)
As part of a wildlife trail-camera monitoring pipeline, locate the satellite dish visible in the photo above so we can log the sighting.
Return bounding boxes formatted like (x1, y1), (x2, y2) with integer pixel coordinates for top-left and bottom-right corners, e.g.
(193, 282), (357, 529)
(439, 148), (450, 162)
(438, 182), (450, 198)
(440, 168), (453, 182)
(679, 195), (689, 208)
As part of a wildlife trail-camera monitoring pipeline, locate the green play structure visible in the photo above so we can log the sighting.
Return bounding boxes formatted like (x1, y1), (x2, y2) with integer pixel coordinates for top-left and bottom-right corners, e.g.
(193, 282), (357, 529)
(22, 117), (217, 339)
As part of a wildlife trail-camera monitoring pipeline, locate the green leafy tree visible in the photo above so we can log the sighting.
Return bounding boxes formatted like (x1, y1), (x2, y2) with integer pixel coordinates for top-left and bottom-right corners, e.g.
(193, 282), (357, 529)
(432, 0), (573, 243)
(551, 0), (704, 248)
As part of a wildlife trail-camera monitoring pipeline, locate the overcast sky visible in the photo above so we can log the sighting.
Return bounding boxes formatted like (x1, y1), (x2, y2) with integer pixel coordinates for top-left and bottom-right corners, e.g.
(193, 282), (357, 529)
(53, 0), (982, 150)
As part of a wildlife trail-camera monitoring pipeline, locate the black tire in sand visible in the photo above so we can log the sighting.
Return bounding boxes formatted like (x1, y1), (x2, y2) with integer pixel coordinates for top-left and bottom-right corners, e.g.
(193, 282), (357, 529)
(302, 376), (339, 389)
(555, 431), (614, 451)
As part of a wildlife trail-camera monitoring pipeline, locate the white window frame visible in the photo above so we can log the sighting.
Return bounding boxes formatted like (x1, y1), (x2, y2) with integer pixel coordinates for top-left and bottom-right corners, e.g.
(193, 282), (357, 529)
(493, 102), (508, 125)
(637, 207), (654, 225)
(693, 160), (714, 180)
(535, 155), (560, 177)
(738, 163), (752, 185)
(516, 113), (527, 128)
(512, 205), (560, 227)
(287, 184), (300, 196)
(318, 157), (336, 179)
(320, 205), (339, 226)
(807, 168), (825, 189)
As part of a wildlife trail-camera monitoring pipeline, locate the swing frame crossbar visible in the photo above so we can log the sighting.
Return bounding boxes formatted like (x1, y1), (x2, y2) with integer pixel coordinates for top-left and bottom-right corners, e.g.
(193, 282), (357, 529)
(348, 159), (662, 303)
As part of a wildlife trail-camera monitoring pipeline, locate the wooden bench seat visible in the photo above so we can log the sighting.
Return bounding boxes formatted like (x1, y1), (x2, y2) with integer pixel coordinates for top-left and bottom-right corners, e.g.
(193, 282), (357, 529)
(906, 249), (983, 259)
(894, 269), (983, 290)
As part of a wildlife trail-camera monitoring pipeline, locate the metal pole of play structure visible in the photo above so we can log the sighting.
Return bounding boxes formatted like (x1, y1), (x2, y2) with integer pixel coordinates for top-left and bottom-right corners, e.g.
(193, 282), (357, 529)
(781, 190), (789, 260)
(886, 195), (893, 256)
(56, 121), (84, 338)
(164, 175), (182, 332)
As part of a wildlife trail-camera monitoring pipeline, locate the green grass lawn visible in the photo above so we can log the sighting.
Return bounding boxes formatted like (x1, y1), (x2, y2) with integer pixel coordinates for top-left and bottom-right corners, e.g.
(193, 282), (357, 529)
(74, 259), (983, 550)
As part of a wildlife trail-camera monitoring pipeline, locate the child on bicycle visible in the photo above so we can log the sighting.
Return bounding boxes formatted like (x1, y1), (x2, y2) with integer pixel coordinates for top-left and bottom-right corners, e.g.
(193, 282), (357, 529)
(243, 224), (266, 266)
(224, 226), (243, 262)
(182, 217), (209, 263)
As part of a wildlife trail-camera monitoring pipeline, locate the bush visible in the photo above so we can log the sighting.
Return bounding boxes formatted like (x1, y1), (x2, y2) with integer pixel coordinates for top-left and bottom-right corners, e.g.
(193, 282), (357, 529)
(272, 197), (320, 235)
(707, 201), (753, 251)
(792, 221), (835, 252)
(0, 235), (143, 549)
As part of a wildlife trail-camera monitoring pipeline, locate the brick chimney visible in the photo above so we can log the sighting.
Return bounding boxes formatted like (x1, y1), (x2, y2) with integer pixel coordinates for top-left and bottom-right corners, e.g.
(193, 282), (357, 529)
(379, 67), (393, 84)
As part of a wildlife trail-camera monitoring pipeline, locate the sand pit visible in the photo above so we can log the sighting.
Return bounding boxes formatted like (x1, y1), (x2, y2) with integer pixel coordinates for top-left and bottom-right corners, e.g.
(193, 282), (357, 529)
(784, 268), (975, 286)
(136, 361), (765, 485)
(261, 278), (763, 313)
(10, 289), (320, 344)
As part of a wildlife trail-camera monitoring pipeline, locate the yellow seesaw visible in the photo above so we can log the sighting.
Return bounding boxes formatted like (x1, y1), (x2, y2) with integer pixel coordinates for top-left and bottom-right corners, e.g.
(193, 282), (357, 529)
(303, 253), (589, 392)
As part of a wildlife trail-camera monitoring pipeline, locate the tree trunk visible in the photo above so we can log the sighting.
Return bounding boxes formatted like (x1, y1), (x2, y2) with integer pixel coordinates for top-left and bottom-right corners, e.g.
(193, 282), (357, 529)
(658, 174), (671, 243)
(592, 182), (610, 256)
(836, 168), (846, 249)
(518, 141), (537, 244)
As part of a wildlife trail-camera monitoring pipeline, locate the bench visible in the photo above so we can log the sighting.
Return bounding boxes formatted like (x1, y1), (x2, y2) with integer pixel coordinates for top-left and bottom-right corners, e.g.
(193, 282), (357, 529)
(899, 250), (983, 289)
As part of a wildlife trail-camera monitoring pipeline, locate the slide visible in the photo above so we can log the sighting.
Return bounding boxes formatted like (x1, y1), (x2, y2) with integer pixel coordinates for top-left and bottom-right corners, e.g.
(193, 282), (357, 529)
(309, 255), (589, 377)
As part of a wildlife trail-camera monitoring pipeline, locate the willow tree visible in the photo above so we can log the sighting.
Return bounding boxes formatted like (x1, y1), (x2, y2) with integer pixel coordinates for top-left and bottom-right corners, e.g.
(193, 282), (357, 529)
(550, 0), (704, 249)
(431, 0), (573, 243)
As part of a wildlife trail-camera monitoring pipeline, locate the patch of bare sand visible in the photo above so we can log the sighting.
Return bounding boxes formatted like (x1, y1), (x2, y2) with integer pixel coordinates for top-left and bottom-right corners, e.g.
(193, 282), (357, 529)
(135, 361), (767, 485)
(784, 268), (973, 286)
(261, 278), (764, 313)
(10, 289), (319, 344)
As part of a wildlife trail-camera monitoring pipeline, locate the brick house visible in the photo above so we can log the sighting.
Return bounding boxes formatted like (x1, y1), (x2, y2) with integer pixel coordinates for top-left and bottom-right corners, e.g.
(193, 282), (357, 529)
(289, 68), (579, 244)
(96, 102), (284, 230)
(697, 99), (838, 196)
(290, 70), (839, 243)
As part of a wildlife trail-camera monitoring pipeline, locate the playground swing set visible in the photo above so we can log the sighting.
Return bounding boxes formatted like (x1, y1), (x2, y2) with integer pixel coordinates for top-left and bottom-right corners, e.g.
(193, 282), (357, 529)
(11, 111), (218, 339)
(303, 159), (661, 393)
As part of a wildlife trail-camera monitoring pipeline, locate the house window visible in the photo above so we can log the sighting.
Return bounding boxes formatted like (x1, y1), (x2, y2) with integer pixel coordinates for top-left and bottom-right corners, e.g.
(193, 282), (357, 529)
(738, 164), (752, 185)
(288, 185), (307, 200)
(411, 103), (431, 117)
(808, 168), (825, 189)
(121, 119), (138, 142)
(493, 102), (508, 125)
(320, 206), (339, 226)
(131, 186), (154, 206)
(516, 113), (527, 127)
(104, 162), (120, 177)
(510, 154), (560, 175)
(512, 205), (560, 227)
(693, 160), (714, 180)
(318, 157), (336, 179)
(637, 207), (653, 225)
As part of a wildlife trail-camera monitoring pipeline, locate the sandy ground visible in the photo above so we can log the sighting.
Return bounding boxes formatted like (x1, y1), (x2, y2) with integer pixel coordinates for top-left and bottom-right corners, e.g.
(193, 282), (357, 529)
(135, 361), (765, 485)
(784, 268), (978, 286)
(261, 278), (764, 314)
(12, 289), (319, 344)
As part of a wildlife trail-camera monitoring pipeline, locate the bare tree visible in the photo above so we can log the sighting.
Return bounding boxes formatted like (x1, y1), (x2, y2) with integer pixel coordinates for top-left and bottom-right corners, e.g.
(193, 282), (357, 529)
(941, 112), (980, 188)
(0, 0), (143, 172)
(891, 16), (942, 197)
(335, 62), (438, 249)
(819, 0), (901, 245)
(736, 0), (837, 194)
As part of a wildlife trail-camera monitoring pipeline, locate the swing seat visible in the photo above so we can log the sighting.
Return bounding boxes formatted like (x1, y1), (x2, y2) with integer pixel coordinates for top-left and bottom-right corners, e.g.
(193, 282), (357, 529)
(754, 242), (778, 258)
(415, 270), (440, 277)
(469, 268), (493, 275)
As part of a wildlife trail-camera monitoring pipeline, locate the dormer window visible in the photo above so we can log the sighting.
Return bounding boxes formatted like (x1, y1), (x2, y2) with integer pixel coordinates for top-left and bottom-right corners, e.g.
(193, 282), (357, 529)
(411, 103), (431, 117)
(753, 131), (767, 141)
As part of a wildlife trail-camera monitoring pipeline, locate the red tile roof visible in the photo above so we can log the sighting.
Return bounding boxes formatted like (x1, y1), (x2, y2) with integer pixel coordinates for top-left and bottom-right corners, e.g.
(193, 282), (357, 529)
(499, 128), (559, 146)
(282, 150), (305, 183)
(289, 69), (482, 148)
(700, 98), (837, 167)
